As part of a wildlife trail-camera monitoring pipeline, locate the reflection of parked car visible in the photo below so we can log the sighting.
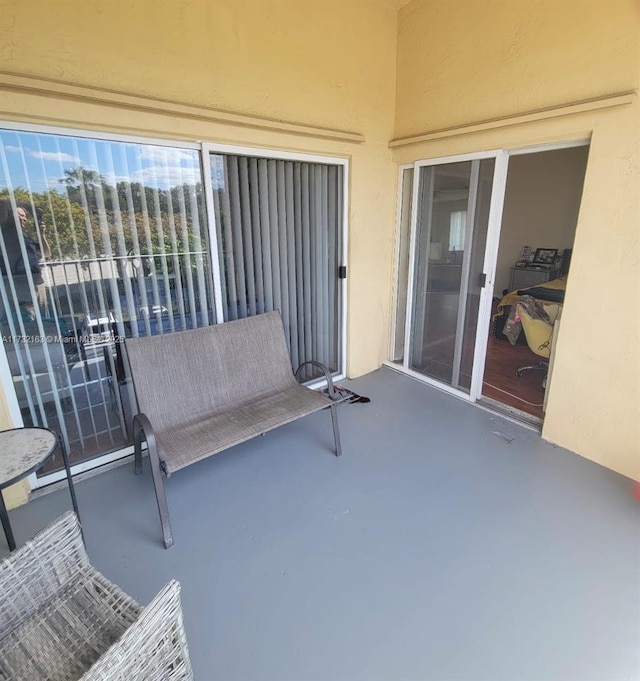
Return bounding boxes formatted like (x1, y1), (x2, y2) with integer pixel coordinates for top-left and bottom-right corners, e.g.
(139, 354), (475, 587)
(138, 305), (169, 319)
(81, 313), (117, 347)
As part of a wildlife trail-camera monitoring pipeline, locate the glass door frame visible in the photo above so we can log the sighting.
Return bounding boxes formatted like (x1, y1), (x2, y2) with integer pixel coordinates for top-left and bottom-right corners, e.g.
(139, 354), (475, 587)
(400, 149), (509, 402)
(389, 164), (414, 363)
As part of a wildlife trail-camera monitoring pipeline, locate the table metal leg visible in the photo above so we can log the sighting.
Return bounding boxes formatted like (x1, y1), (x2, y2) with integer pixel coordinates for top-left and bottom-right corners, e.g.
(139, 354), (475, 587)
(0, 488), (16, 552)
(58, 434), (83, 543)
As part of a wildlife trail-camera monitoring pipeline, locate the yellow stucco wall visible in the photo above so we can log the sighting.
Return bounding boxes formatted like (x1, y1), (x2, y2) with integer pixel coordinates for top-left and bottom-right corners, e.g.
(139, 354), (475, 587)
(396, 0), (637, 136)
(0, 0), (399, 376)
(0, 0), (638, 496)
(394, 0), (640, 480)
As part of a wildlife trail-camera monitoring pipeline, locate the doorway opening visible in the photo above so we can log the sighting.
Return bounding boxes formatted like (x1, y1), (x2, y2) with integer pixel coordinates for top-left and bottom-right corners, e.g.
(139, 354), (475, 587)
(389, 141), (590, 427)
(479, 144), (589, 423)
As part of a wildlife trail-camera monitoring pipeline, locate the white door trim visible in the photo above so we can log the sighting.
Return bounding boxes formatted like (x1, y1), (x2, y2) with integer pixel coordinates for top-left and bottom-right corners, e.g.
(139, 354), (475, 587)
(404, 164), (435, 370)
(200, 150), (226, 325)
(402, 164), (421, 371)
(389, 164), (413, 361)
(413, 149), (503, 167)
(451, 159), (480, 389)
(469, 150), (510, 399)
(339, 159), (350, 378)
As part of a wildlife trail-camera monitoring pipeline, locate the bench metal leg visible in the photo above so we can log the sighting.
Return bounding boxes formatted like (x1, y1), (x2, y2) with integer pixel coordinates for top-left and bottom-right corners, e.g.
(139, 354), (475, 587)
(133, 413), (173, 548)
(133, 417), (144, 476)
(149, 445), (174, 549)
(330, 404), (342, 457)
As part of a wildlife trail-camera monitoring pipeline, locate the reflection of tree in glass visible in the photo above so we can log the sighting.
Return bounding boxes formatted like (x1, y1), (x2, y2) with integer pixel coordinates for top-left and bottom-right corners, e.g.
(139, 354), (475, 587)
(1, 167), (207, 264)
(59, 167), (111, 210)
(138, 233), (205, 278)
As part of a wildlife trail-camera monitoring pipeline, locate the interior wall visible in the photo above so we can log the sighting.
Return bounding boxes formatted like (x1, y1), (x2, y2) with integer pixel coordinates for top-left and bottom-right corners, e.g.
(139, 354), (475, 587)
(495, 146), (589, 294)
(394, 0), (640, 481)
(0, 0), (399, 379)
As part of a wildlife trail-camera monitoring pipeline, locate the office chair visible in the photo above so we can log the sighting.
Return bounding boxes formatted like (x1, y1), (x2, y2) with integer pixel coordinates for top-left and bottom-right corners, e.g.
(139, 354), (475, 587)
(516, 302), (562, 388)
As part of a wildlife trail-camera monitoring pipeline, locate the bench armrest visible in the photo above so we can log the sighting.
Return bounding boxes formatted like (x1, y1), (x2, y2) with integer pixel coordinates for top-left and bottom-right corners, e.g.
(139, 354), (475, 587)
(132, 413), (157, 475)
(132, 413), (174, 547)
(133, 413), (155, 444)
(294, 361), (338, 399)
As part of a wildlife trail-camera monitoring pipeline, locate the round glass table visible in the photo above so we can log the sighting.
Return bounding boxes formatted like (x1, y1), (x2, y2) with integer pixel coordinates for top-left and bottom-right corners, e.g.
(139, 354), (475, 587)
(0, 428), (81, 551)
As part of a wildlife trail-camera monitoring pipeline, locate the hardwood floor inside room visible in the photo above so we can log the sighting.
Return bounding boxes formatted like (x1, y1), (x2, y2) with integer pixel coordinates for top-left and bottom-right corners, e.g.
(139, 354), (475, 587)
(482, 333), (546, 419)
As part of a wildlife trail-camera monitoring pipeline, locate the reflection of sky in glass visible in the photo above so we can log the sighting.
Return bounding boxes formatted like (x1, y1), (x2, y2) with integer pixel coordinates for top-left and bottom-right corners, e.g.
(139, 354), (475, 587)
(0, 129), (224, 193)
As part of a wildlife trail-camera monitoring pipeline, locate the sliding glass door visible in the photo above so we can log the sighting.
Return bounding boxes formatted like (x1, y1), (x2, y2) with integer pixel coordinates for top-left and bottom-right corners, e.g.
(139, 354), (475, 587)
(403, 153), (504, 396)
(207, 152), (344, 380)
(0, 130), (216, 481)
(0, 128), (347, 486)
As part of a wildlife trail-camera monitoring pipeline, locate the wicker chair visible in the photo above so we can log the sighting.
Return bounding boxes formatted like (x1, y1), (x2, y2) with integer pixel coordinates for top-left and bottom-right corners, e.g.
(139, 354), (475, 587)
(0, 511), (193, 680)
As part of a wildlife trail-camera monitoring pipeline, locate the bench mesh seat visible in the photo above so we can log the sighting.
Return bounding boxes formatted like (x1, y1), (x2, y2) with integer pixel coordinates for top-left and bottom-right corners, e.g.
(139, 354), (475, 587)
(158, 384), (331, 474)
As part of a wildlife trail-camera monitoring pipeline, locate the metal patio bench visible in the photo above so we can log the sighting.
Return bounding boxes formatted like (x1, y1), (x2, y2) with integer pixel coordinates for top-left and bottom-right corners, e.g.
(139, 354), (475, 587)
(126, 310), (342, 549)
(0, 511), (193, 680)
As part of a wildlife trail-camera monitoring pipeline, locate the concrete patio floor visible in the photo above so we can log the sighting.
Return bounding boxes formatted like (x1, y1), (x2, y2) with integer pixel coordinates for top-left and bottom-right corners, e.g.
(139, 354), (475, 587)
(3, 367), (639, 681)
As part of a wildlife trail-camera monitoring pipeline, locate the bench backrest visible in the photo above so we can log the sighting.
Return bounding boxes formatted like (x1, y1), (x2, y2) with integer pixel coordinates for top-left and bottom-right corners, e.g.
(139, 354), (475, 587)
(125, 311), (297, 430)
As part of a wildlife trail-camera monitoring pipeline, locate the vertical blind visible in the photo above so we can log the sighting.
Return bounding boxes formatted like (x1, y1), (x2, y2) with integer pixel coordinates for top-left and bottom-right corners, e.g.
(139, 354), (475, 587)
(0, 130), (215, 475)
(210, 154), (343, 377)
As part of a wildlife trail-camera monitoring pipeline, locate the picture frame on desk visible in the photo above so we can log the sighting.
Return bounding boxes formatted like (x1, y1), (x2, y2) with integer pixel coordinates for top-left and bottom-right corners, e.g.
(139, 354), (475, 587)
(532, 248), (558, 265)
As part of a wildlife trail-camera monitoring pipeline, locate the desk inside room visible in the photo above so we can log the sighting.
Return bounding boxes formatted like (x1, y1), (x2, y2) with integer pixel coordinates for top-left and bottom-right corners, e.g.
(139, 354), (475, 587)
(510, 266), (560, 291)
